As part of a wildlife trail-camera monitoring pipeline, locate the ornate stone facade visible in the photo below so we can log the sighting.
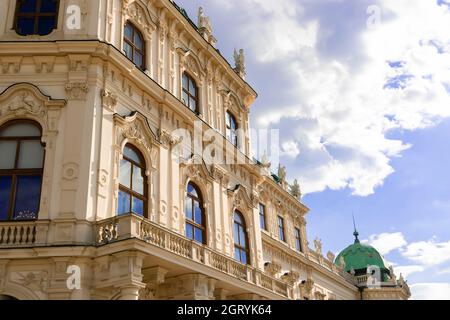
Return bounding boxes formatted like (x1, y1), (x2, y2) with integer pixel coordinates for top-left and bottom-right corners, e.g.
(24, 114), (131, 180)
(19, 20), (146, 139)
(0, 0), (409, 300)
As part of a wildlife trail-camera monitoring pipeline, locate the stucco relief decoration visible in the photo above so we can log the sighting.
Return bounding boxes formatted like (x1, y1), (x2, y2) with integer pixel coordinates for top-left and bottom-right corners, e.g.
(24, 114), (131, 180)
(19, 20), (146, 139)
(101, 89), (118, 112)
(114, 112), (157, 153)
(124, 1), (157, 36)
(65, 82), (89, 100)
(0, 83), (66, 131)
(12, 271), (49, 293)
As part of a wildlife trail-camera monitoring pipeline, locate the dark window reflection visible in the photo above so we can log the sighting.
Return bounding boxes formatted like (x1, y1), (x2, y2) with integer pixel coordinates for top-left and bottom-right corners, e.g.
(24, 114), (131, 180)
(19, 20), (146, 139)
(15, 0), (59, 36)
(185, 183), (206, 244)
(0, 121), (44, 221)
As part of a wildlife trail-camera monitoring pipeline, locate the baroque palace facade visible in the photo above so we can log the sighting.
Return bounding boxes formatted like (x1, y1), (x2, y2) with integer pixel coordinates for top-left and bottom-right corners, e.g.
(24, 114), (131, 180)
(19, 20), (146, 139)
(0, 0), (410, 300)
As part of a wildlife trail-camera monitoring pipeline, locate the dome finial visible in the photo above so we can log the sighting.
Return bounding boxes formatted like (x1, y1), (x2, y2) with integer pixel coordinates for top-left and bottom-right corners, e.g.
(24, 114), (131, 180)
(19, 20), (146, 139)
(352, 213), (360, 244)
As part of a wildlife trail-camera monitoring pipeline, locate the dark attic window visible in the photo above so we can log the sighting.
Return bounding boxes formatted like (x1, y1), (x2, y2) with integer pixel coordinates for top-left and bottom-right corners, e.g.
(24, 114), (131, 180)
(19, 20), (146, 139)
(14, 0), (59, 36)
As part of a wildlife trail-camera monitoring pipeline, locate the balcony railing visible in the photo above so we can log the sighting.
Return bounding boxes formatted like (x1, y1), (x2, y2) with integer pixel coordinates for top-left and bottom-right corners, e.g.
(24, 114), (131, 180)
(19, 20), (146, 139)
(95, 213), (289, 298)
(0, 220), (49, 247)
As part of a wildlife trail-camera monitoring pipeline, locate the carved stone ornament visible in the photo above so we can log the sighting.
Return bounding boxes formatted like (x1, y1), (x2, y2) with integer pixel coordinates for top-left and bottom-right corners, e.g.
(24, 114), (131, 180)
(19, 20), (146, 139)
(101, 89), (118, 112)
(281, 271), (300, 286)
(264, 262), (282, 276)
(65, 82), (88, 100)
(0, 83), (66, 131)
(123, 0), (157, 35)
(114, 112), (157, 152)
(233, 49), (246, 79)
(314, 237), (322, 255)
(326, 251), (336, 263)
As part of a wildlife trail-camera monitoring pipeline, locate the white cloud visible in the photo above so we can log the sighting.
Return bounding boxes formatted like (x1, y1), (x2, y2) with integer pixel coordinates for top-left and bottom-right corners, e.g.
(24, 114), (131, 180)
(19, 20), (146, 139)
(211, 0), (450, 196)
(410, 283), (450, 300)
(281, 140), (300, 158)
(401, 238), (450, 266)
(394, 265), (425, 278)
(364, 232), (407, 255)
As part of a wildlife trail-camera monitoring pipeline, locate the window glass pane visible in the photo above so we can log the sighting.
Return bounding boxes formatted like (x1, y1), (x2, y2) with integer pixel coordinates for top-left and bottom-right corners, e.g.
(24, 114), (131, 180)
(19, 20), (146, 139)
(134, 52), (143, 69)
(16, 18), (35, 35)
(132, 197), (144, 216)
(124, 23), (133, 40)
(132, 166), (144, 195)
(134, 32), (143, 49)
(124, 42), (132, 59)
(17, 0), (38, 13)
(187, 183), (197, 197)
(124, 146), (142, 165)
(194, 201), (202, 224)
(241, 251), (247, 264)
(13, 175), (41, 220)
(189, 97), (197, 112)
(239, 228), (246, 247)
(182, 74), (188, 90)
(117, 190), (130, 215)
(189, 79), (196, 94)
(40, 0), (58, 13)
(234, 212), (242, 224)
(234, 247), (240, 261)
(233, 223), (239, 244)
(18, 140), (44, 169)
(182, 92), (189, 106)
(194, 227), (203, 244)
(0, 176), (12, 221)
(119, 159), (131, 188)
(0, 141), (17, 169)
(260, 214), (265, 230)
(0, 123), (40, 137)
(186, 223), (194, 240)
(185, 198), (193, 220)
(38, 17), (56, 35)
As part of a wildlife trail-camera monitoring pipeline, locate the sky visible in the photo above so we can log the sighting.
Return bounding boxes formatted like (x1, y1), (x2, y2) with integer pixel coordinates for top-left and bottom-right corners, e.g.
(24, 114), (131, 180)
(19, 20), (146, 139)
(174, 0), (450, 299)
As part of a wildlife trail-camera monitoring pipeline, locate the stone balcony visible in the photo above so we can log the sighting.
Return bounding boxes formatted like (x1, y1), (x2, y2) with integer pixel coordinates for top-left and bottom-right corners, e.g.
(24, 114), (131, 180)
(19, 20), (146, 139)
(0, 215), (291, 299)
(95, 214), (290, 298)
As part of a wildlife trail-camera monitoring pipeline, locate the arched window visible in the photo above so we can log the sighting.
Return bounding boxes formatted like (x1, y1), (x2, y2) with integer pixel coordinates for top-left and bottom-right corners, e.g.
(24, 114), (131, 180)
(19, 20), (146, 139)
(182, 73), (199, 113)
(14, 0), (60, 36)
(0, 120), (44, 221)
(226, 111), (238, 147)
(184, 183), (206, 244)
(117, 144), (147, 217)
(233, 211), (250, 264)
(123, 22), (145, 70)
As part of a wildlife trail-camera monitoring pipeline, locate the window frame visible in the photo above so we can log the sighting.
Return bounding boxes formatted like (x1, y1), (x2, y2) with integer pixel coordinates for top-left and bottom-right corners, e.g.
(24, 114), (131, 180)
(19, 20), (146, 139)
(14, 0), (60, 36)
(0, 120), (45, 221)
(123, 21), (146, 71)
(181, 72), (199, 114)
(277, 215), (286, 242)
(185, 182), (207, 245)
(295, 227), (303, 252)
(233, 210), (250, 265)
(259, 203), (267, 231)
(118, 144), (148, 218)
(226, 111), (238, 147)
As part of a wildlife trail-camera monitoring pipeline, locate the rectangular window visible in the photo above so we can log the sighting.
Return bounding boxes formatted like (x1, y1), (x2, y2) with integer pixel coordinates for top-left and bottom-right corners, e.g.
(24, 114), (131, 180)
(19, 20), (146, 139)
(278, 216), (285, 242)
(295, 227), (303, 252)
(259, 203), (266, 231)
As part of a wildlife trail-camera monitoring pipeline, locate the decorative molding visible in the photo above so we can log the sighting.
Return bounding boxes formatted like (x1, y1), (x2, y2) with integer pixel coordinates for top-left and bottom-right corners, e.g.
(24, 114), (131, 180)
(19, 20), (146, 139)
(101, 89), (118, 112)
(114, 112), (157, 152)
(65, 82), (89, 100)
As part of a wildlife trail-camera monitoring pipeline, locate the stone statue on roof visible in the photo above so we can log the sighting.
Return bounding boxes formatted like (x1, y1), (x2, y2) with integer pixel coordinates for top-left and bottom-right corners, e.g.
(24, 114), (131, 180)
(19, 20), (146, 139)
(314, 237), (322, 255)
(277, 164), (286, 182)
(290, 179), (301, 200)
(198, 7), (213, 34)
(234, 49), (246, 79)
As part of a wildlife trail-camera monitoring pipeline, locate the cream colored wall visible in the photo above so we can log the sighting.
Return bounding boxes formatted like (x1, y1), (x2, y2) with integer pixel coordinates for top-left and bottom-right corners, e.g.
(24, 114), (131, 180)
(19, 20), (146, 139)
(0, 0), (410, 301)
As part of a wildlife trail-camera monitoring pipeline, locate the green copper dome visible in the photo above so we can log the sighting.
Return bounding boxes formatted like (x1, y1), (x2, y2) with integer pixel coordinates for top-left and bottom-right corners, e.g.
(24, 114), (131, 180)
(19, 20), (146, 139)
(334, 230), (388, 275)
